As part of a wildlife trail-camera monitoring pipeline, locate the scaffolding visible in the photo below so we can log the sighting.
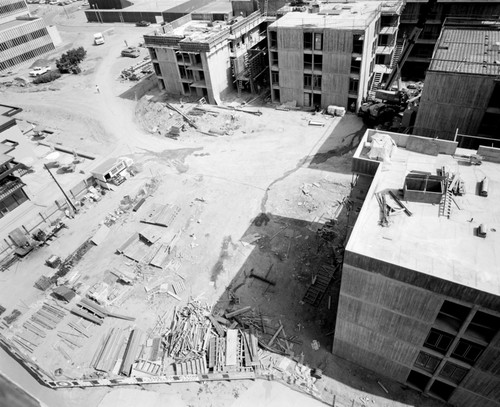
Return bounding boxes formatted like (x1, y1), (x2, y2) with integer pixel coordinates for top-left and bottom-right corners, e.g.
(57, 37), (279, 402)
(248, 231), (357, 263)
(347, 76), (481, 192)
(232, 48), (268, 97)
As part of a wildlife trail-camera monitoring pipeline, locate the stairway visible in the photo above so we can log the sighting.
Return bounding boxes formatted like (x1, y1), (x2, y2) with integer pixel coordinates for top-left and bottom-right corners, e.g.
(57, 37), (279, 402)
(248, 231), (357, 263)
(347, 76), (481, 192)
(391, 38), (405, 69)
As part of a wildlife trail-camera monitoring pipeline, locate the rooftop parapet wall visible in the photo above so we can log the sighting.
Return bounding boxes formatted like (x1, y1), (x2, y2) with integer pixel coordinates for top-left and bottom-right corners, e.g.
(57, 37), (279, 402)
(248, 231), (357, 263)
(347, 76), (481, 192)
(352, 129), (459, 177)
(144, 11), (264, 52)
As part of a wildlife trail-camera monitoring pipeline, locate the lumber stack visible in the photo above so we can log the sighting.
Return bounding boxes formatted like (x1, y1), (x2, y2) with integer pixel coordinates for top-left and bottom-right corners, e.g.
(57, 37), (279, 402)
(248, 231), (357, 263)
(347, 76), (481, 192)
(30, 303), (66, 330)
(93, 328), (127, 373)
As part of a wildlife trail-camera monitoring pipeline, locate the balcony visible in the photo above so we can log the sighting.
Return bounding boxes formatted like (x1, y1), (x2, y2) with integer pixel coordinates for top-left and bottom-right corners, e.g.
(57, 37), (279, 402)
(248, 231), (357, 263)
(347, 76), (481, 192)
(376, 45), (394, 55)
(0, 175), (25, 201)
(380, 26), (398, 35)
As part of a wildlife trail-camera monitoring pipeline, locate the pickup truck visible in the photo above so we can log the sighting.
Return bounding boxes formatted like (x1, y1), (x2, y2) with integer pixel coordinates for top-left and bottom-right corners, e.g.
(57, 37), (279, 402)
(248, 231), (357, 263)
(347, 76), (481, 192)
(29, 66), (51, 77)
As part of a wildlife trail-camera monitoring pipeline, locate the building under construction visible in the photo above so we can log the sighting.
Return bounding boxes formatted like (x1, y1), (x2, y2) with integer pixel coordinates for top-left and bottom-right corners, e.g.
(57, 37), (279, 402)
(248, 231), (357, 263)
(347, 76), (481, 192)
(143, 1), (270, 104)
(335, 128), (500, 407)
(413, 19), (500, 147)
(398, 0), (500, 80)
(267, 0), (403, 110)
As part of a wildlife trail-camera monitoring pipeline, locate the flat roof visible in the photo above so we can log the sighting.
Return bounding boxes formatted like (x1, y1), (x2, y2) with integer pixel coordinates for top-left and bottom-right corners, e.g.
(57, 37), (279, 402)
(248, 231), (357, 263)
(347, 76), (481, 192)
(124, 0), (188, 12)
(348, 131), (500, 297)
(91, 157), (120, 175)
(0, 153), (12, 167)
(193, 1), (232, 14)
(0, 104), (22, 133)
(169, 18), (232, 41)
(429, 25), (500, 75)
(270, 1), (380, 30)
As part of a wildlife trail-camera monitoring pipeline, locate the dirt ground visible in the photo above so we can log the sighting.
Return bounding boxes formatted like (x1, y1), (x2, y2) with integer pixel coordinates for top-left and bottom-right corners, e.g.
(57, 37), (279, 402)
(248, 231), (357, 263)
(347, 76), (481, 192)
(0, 6), (451, 407)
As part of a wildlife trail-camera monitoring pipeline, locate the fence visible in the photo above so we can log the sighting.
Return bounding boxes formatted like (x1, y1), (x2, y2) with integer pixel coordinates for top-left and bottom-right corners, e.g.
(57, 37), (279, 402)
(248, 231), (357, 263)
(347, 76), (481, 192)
(0, 177), (95, 262)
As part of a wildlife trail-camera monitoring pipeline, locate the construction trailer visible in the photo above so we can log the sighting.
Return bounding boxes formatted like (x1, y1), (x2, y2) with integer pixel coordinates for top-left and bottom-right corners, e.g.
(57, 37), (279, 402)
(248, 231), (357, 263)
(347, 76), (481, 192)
(267, 0), (403, 110)
(143, 2), (270, 104)
(335, 128), (500, 407)
(90, 158), (132, 189)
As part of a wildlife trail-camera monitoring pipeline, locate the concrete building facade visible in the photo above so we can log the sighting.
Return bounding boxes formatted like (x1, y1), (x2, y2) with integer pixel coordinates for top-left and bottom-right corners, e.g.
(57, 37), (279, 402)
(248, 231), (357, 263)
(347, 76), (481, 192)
(334, 128), (500, 407)
(398, 0), (500, 79)
(413, 20), (500, 147)
(143, 2), (268, 104)
(0, 0), (56, 72)
(267, 1), (402, 110)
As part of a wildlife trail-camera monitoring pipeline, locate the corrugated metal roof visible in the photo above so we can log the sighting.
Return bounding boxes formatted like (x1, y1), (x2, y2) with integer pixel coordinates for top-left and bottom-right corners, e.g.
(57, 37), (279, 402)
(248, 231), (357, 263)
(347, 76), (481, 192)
(429, 28), (500, 76)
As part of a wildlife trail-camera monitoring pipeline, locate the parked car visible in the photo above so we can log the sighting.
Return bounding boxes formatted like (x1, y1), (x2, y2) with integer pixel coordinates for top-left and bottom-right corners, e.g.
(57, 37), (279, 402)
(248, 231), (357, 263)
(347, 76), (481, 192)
(29, 66), (51, 77)
(135, 20), (150, 27)
(121, 47), (140, 58)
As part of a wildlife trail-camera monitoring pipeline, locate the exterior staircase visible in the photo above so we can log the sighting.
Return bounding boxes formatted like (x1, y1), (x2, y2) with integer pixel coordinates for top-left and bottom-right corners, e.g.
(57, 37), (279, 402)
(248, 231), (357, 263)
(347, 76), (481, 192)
(368, 71), (383, 99)
(391, 38), (405, 69)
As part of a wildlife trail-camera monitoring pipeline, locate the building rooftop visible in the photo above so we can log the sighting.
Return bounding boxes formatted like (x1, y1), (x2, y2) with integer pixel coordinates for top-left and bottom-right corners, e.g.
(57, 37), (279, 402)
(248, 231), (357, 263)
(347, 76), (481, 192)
(429, 22), (500, 75)
(348, 130), (500, 297)
(193, 1), (233, 14)
(122, 0), (187, 12)
(271, 1), (381, 30)
(168, 18), (233, 42)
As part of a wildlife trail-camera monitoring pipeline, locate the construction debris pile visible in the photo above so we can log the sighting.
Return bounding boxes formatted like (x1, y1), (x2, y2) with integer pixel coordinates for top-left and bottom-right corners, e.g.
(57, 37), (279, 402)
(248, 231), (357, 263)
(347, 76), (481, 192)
(119, 59), (153, 81)
(135, 98), (262, 139)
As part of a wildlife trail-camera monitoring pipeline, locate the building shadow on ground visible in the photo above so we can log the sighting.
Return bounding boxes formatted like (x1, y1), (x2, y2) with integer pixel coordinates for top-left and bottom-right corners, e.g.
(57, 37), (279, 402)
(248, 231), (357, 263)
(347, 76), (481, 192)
(308, 114), (366, 175)
(209, 209), (449, 407)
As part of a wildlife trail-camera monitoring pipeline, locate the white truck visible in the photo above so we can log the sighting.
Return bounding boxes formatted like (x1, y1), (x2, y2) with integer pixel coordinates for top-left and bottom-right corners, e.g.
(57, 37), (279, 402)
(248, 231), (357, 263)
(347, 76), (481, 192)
(94, 32), (105, 45)
(29, 66), (51, 77)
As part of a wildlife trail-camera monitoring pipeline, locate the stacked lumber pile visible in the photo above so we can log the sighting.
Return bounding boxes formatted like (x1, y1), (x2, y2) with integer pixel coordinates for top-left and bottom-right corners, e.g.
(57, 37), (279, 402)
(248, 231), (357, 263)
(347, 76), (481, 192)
(164, 302), (213, 361)
(227, 311), (302, 357)
(92, 327), (128, 374)
(13, 303), (67, 353)
(71, 298), (135, 325)
(159, 302), (258, 376)
(30, 303), (66, 330)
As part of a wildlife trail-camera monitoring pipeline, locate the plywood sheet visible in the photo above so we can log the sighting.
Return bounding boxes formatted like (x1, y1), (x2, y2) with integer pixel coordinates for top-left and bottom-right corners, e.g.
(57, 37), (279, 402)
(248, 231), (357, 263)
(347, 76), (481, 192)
(225, 329), (238, 366)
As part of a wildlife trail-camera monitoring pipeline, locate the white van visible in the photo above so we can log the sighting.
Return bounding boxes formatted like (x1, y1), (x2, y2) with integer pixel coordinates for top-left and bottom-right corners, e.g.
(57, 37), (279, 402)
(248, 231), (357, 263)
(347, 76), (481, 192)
(94, 32), (105, 45)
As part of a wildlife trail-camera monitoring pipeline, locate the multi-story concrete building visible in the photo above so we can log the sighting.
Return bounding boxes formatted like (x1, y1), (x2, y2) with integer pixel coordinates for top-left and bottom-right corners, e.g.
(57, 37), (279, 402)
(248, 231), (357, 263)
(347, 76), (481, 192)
(267, 0), (403, 110)
(0, 0), (58, 72)
(398, 0), (500, 79)
(334, 128), (500, 406)
(0, 105), (29, 218)
(413, 19), (500, 147)
(143, 2), (269, 104)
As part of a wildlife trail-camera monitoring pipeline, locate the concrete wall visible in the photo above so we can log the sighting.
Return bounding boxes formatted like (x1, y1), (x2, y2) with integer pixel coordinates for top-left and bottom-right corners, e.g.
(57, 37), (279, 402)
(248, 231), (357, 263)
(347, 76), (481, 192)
(274, 27), (303, 104)
(204, 43), (232, 103)
(154, 48), (183, 95)
(85, 10), (161, 23)
(333, 263), (440, 381)
(335, 251), (500, 407)
(414, 71), (494, 140)
(321, 30), (352, 108)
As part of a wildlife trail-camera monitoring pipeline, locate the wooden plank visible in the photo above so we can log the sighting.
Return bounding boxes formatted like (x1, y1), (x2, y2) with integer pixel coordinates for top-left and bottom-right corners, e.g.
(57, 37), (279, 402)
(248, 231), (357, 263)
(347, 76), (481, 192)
(120, 329), (143, 376)
(70, 307), (103, 325)
(208, 314), (225, 337)
(225, 329), (238, 366)
(225, 306), (252, 319)
(267, 325), (283, 347)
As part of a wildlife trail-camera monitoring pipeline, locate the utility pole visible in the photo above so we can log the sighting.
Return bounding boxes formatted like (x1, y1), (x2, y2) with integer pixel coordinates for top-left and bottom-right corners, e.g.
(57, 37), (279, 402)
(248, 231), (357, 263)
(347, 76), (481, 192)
(44, 163), (77, 212)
